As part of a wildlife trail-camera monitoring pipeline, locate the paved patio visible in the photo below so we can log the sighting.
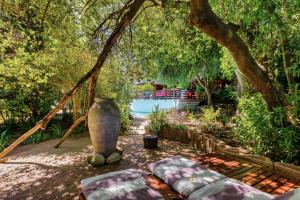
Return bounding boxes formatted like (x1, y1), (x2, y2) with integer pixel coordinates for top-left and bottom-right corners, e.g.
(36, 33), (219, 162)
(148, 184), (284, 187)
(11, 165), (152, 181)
(0, 128), (299, 199)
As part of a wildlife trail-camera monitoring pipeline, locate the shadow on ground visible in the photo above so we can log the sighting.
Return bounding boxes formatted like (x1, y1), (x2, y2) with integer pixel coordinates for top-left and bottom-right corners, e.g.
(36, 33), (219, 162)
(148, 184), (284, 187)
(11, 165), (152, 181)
(0, 131), (203, 200)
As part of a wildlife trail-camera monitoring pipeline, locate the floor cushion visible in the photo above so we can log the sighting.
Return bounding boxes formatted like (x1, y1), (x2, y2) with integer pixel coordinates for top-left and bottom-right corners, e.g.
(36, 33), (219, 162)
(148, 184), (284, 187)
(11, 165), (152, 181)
(188, 178), (274, 200)
(165, 163), (226, 197)
(273, 188), (300, 200)
(147, 156), (196, 180)
(81, 169), (164, 200)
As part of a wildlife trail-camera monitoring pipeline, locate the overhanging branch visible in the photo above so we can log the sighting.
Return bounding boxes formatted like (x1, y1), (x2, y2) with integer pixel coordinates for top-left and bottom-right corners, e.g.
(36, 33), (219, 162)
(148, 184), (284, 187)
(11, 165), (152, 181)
(0, 0), (146, 161)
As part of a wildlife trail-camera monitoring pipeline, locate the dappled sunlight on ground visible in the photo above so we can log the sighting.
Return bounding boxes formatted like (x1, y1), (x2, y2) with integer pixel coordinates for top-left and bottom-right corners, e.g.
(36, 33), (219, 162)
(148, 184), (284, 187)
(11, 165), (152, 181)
(0, 124), (204, 200)
(1, 118), (299, 199)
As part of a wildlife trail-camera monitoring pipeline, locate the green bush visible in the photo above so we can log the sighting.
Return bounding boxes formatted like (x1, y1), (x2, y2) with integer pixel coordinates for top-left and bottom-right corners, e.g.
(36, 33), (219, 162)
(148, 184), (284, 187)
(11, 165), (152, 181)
(215, 86), (237, 103)
(119, 104), (132, 130)
(48, 123), (64, 138)
(0, 129), (9, 152)
(23, 123), (64, 144)
(235, 93), (299, 162)
(146, 105), (168, 134)
(288, 84), (300, 125)
(187, 112), (200, 122)
(200, 107), (220, 130)
(168, 123), (188, 132)
(219, 112), (230, 127)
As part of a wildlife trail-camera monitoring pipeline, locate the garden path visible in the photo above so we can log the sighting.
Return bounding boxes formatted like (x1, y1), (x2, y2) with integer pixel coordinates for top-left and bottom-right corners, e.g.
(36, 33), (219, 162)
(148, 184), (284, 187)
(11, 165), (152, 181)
(0, 118), (299, 200)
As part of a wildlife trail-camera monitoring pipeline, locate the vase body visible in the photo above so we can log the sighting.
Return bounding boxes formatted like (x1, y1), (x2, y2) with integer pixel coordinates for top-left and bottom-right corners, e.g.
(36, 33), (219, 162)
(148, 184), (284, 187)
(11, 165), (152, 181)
(88, 98), (121, 157)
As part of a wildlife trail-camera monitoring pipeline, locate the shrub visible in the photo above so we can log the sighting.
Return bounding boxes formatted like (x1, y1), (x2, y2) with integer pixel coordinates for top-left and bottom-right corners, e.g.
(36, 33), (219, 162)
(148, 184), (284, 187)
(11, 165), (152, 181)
(146, 105), (168, 135)
(23, 131), (47, 144)
(200, 107), (220, 130)
(0, 129), (9, 152)
(215, 86), (237, 103)
(48, 123), (64, 138)
(119, 104), (132, 130)
(168, 123), (188, 132)
(187, 112), (199, 121)
(235, 93), (299, 162)
(288, 84), (300, 125)
(23, 123), (64, 144)
(219, 112), (230, 127)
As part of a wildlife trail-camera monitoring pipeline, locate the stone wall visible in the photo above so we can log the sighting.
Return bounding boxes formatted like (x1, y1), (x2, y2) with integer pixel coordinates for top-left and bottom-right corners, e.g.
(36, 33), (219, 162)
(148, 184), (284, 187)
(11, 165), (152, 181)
(159, 126), (300, 182)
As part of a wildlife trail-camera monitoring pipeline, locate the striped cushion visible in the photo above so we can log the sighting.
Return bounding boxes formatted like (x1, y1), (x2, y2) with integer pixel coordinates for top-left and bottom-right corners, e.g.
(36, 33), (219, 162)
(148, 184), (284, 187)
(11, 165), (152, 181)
(188, 178), (274, 200)
(166, 164), (226, 196)
(81, 169), (164, 200)
(273, 189), (300, 200)
(147, 156), (196, 180)
(147, 156), (226, 196)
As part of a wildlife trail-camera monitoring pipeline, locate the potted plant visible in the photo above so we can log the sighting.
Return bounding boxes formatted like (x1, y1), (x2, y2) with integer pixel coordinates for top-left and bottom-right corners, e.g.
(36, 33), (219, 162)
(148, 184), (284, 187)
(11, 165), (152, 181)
(144, 105), (167, 149)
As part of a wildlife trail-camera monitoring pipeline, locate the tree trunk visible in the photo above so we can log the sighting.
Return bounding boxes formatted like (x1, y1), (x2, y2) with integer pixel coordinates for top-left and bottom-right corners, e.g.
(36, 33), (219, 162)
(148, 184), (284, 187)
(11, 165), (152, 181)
(189, 0), (287, 110)
(196, 75), (213, 107)
(205, 85), (213, 107)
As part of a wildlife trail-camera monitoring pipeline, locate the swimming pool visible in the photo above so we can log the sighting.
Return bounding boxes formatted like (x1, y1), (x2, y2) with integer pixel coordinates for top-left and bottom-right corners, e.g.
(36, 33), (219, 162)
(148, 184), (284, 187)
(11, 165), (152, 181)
(131, 99), (180, 118)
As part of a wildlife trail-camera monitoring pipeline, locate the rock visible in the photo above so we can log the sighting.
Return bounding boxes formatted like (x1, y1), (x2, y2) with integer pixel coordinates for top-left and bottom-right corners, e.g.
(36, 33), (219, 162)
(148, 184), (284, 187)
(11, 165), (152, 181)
(87, 153), (105, 167)
(116, 146), (124, 155)
(106, 152), (122, 164)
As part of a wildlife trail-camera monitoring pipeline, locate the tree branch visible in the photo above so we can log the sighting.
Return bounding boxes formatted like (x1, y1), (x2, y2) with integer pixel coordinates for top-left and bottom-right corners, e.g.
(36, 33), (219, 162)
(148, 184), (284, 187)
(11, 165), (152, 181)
(0, 0), (145, 161)
(189, 0), (287, 110)
(54, 115), (86, 148)
(41, 0), (52, 27)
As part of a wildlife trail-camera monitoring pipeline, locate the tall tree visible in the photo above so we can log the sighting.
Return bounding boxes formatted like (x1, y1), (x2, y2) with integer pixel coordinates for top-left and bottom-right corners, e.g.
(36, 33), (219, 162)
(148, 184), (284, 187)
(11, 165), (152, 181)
(189, 0), (287, 110)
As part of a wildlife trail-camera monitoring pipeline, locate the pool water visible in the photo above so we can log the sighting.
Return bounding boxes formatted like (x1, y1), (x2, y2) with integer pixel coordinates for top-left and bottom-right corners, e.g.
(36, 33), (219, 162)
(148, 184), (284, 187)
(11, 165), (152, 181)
(131, 99), (179, 118)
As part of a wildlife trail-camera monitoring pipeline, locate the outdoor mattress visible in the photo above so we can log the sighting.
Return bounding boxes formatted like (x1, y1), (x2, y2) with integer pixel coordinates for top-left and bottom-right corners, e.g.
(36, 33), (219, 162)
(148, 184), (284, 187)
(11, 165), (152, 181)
(147, 156), (281, 200)
(188, 178), (274, 200)
(80, 169), (164, 200)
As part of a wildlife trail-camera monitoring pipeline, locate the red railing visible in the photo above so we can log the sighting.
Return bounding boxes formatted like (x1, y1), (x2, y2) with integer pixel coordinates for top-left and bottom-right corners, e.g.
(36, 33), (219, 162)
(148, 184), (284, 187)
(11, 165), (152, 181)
(137, 90), (206, 100)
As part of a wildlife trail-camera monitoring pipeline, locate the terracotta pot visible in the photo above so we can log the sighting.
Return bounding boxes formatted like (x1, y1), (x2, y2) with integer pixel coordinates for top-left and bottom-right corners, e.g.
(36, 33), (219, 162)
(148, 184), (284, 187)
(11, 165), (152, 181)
(88, 98), (121, 157)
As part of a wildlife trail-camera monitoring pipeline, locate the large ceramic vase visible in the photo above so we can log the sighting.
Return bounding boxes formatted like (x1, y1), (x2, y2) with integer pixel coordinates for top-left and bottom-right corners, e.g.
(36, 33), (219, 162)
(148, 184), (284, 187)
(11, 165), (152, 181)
(88, 98), (121, 157)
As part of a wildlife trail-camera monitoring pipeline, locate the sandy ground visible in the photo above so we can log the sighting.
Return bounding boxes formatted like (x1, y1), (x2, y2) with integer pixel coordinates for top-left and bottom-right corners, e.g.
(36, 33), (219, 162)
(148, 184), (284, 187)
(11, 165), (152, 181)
(0, 119), (203, 200)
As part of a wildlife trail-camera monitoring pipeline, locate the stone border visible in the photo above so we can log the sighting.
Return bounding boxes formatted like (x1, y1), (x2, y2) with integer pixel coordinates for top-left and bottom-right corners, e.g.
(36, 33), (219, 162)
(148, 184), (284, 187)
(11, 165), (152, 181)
(159, 126), (300, 182)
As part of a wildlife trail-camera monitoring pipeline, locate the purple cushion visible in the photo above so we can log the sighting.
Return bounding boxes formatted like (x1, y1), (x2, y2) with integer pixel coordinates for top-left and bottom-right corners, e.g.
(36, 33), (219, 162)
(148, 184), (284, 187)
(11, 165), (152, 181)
(273, 188), (300, 200)
(148, 156), (226, 197)
(165, 164), (226, 196)
(147, 156), (196, 180)
(188, 178), (274, 200)
(81, 169), (164, 200)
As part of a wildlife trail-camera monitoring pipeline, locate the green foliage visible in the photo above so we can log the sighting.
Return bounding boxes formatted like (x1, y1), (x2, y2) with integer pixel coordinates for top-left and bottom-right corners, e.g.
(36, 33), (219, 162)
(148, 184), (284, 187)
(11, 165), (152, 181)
(235, 94), (299, 162)
(0, 129), (9, 152)
(195, 85), (204, 94)
(146, 105), (168, 135)
(187, 112), (199, 121)
(215, 86), (237, 103)
(200, 107), (221, 130)
(119, 104), (131, 130)
(288, 84), (300, 124)
(48, 124), (63, 138)
(23, 123), (64, 144)
(23, 131), (46, 144)
(0, 0), (135, 143)
(134, 83), (153, 92)
(219, 112), (230, 127)
(220, 47), (236, 80)
(211, 0), (300, 89)
(168, 123), (188, 132)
